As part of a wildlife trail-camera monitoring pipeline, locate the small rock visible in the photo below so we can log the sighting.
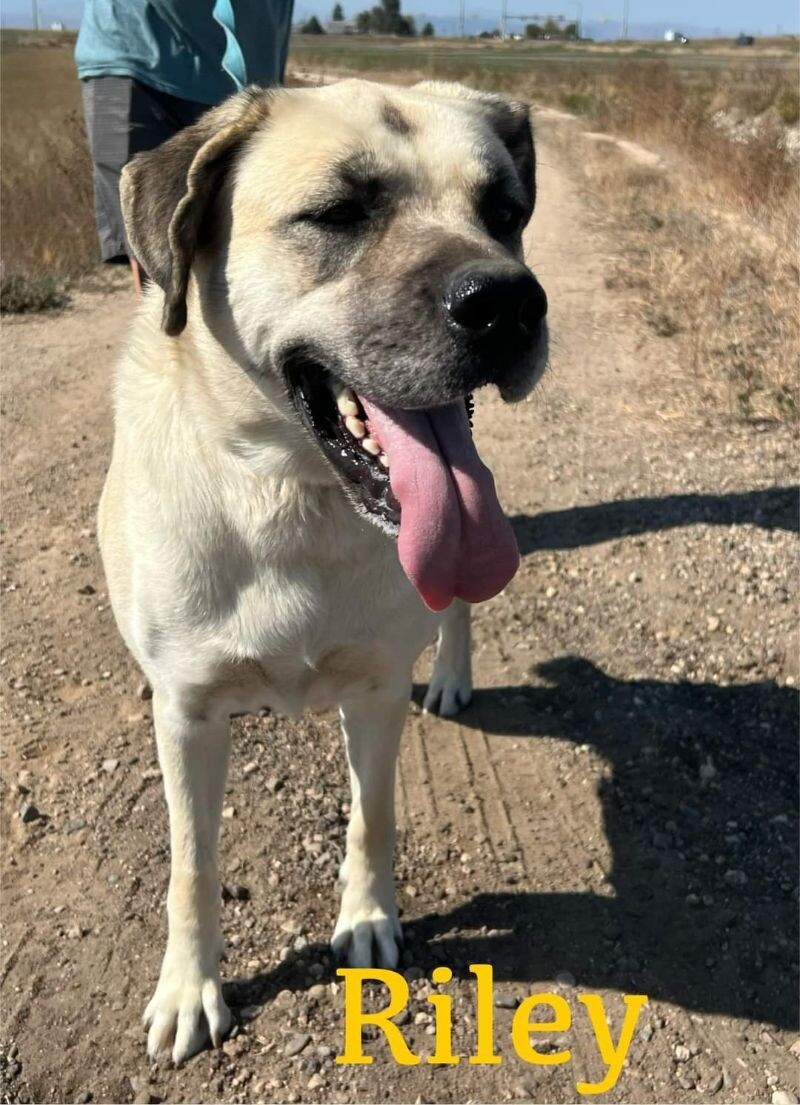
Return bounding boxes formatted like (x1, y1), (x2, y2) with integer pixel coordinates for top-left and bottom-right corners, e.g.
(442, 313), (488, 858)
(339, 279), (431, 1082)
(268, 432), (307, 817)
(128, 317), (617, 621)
(555, 971), (576, 987)
(640, 1023), (654, 1043)
(280, 919), (305, 936)
(724, 869), (747, 886)
(243, 761), (258, 776)
(772, 1093), (800, 1105)
(699, 758), (717, 782)
(221, 806), (236, 819)
(136, 681), (153, 701)
(77, 584), (96, 595)
(494, 992), (520, 1009)
(222, 1034), (248, 1057)
(20, 801), (42, 823)
(73, 1093), (92, 1104)
(265, 776), (284, 794)
(284, 1032), (311, 1058)
(221, 883), (250, 902)
(393, 1008), (411, 1026)
(67, 818), (86, 833)
(101, 758), (119, 774)
(674, 1044), (691, 1062)
(307, 1073), (325, 1090)
(704, 1072), (724, 1095)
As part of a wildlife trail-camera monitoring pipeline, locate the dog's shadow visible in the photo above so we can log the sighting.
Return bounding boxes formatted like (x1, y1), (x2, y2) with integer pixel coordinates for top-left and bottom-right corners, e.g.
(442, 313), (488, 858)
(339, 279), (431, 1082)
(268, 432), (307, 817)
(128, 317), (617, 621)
(228, 656), (797, 1031)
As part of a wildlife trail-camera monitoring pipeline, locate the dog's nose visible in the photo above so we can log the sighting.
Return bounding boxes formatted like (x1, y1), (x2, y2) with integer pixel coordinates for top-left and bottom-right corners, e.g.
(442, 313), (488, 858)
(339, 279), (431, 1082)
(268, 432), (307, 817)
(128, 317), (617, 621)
(444, 263), (547, 340)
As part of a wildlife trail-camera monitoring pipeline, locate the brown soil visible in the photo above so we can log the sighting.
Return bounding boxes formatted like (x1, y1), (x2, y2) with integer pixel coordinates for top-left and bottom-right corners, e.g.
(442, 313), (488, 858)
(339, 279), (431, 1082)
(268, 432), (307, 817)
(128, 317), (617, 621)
(1, 126), (797, 1105)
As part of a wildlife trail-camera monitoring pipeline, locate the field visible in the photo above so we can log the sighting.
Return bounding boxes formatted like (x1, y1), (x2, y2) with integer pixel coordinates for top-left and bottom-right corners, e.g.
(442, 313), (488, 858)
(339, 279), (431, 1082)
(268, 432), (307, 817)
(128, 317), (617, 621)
(1, 28), (798, 1105)
(2, 28), (798, 418)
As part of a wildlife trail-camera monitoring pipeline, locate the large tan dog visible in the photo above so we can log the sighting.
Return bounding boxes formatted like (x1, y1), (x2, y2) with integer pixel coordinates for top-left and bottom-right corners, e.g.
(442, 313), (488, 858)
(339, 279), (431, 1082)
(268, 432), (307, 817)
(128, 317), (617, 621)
(100, 78), (548, 1065)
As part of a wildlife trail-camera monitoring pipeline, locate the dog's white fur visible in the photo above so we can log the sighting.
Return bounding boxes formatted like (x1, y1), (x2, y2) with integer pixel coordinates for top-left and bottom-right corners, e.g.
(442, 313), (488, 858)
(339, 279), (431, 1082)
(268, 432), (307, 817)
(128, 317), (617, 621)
(101, 79), (541, 1066)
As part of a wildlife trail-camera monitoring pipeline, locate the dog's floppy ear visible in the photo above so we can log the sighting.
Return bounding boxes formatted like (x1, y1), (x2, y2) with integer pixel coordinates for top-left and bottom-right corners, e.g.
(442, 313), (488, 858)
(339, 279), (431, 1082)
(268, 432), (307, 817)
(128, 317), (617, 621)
(120, 87), (273, 336)
(413, 82), (535, 214)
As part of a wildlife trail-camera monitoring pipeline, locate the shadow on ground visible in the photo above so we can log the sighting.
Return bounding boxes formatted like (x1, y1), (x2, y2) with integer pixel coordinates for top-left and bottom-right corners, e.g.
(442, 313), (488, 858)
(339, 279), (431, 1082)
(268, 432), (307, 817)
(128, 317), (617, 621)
(233, 657), (797, 1031)
(510, 485), (798, 554)
(407, 657), (798, 1030)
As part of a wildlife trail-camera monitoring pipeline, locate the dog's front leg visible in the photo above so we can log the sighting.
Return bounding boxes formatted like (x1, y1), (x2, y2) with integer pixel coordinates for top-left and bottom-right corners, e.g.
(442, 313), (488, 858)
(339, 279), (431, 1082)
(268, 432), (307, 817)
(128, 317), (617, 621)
(332, 679), (410, 968)
(144, 692), (232, 1066)
(423, 598), (473, 716)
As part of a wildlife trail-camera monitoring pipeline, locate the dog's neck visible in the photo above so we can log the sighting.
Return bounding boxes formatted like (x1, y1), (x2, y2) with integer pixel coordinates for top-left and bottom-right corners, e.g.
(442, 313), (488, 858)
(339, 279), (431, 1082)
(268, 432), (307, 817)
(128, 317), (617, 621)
(135, 283), (336, 490)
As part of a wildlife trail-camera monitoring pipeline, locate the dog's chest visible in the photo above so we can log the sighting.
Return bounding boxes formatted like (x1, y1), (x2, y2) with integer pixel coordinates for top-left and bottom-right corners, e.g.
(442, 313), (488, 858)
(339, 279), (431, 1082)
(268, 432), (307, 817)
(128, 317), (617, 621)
(200, 539), (439, 717)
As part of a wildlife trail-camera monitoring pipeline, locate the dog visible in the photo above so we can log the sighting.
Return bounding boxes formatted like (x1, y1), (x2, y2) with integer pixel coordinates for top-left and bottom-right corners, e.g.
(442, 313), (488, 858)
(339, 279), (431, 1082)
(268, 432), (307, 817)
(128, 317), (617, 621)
(99, 78), (548, 1066)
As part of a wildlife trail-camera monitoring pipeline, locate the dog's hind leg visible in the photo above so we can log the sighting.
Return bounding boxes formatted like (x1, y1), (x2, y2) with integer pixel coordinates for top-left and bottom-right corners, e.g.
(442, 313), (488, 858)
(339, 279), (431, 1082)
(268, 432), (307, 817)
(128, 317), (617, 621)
(332, 678), (410, 968)
(423, 598), (473, 717)
(143, 692), (233, 1066)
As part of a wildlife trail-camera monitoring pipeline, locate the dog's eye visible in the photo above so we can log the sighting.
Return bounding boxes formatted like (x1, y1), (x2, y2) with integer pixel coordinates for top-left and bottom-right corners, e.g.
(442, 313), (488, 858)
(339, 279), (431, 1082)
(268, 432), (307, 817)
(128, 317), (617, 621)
(484, 203), (524, 238)
(309, 200), (370, 229)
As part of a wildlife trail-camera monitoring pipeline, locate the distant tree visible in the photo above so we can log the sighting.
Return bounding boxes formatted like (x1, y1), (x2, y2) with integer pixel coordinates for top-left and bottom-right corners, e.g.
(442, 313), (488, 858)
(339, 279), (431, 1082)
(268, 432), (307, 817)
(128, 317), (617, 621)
(301, 14), (325, 32)
(563, 20), (578, 37)
(421, 20), (434, 35)
(354, 0), (415, 34)
(543, 16), (560, 33)
(332, 3), (344, 18)
(525, 21), (542, 37)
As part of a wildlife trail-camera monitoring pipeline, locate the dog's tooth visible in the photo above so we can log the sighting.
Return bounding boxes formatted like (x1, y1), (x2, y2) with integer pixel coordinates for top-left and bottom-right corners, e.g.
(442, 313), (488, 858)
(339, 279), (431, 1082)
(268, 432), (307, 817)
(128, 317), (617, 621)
(362, 437), (381, 456)
(379, 453), (390, 468)
(345, 416), (366, 439)
(337, 391), (359, 418)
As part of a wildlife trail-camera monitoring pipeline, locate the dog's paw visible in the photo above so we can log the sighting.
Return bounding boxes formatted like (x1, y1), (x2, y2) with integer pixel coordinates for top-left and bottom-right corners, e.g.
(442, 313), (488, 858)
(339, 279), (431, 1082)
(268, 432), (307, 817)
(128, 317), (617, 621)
(423, 666), (472, 717)
(332, 892), (402, 968)
(143, 954), (231, 1067)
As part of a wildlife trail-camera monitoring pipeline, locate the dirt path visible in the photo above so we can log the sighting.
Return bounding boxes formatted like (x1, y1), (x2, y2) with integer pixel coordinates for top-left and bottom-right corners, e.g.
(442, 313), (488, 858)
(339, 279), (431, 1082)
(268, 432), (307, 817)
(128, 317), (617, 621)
(1, 125), (797, 1105)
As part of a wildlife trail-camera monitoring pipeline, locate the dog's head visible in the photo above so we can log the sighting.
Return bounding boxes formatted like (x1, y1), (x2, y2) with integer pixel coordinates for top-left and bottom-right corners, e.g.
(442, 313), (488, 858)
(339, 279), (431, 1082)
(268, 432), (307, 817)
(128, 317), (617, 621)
(121, 80), (548, 611)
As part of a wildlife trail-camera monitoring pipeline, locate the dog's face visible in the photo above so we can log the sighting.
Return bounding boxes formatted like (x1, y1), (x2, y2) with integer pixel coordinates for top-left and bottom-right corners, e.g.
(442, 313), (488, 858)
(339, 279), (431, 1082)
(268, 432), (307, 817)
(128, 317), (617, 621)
(122, 80), (548, 611)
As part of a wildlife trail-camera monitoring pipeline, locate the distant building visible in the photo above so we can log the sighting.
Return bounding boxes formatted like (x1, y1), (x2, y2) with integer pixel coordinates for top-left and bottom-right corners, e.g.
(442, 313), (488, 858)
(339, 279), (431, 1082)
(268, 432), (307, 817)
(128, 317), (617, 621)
(50, 20), (64, 30)
(324, 19), (356, 32)
(664, 28), (689, 42)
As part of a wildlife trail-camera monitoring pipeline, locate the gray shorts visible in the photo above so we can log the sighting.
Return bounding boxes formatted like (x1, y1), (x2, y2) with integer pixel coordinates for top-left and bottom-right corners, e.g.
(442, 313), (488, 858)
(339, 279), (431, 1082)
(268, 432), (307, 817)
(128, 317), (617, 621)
(81, 76), (207, 262)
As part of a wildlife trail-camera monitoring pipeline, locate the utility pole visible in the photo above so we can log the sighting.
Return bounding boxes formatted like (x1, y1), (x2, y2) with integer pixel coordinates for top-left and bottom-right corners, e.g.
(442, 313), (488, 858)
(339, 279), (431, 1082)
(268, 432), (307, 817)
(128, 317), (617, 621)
(459, 0), (465, 36)
(500, 0), (507, 39)
(621, 0), (629, 38)
(31, 0), (39, 30)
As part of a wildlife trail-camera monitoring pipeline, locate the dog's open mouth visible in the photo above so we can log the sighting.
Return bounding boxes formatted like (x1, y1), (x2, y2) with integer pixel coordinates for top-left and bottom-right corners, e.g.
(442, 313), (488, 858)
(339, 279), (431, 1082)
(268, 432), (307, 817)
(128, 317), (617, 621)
(286, 361), (519, 612)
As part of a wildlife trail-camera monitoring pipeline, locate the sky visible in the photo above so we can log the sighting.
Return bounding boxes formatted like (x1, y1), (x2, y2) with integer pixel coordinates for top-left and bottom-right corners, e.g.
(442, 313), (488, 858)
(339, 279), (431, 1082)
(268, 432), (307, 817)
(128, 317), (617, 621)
(4, 0), (799, 34)
(571, 0), (798, 34)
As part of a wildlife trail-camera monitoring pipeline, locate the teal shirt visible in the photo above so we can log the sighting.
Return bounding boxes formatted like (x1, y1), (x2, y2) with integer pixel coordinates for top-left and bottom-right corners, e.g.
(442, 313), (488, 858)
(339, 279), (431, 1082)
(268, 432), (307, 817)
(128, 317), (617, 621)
(75, 0), (294, 105)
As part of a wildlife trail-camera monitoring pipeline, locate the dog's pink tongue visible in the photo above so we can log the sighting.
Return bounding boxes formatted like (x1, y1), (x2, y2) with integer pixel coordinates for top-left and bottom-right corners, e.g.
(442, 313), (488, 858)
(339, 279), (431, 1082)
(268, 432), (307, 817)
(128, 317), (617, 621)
(359, 397), (519, 611)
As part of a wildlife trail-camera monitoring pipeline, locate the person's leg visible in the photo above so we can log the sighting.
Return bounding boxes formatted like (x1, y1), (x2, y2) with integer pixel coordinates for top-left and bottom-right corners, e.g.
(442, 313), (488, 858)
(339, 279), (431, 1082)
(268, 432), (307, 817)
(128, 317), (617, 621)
(81, 77), (134, 273)
(81, 77), (208, 295)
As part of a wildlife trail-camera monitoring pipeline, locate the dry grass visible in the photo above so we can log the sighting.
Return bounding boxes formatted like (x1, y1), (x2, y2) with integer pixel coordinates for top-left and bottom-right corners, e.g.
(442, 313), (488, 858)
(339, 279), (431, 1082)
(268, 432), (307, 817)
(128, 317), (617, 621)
(1, 32), (97, 309)
(552, 131), (799, 422)
(2, 32), (797, 421)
